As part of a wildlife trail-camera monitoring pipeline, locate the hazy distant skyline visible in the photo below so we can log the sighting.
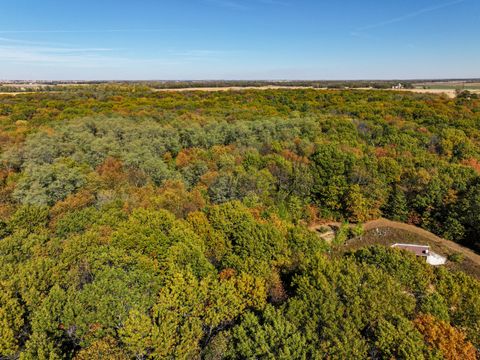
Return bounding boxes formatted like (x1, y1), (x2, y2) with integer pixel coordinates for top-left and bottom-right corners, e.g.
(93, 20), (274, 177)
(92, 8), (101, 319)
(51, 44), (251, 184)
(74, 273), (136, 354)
(0, 0), (479, 80)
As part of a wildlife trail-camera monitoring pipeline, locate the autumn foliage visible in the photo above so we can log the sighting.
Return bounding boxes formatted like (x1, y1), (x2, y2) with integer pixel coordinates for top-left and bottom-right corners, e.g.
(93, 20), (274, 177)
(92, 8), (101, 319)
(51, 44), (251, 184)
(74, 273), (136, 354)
(415, 314), (477, 360)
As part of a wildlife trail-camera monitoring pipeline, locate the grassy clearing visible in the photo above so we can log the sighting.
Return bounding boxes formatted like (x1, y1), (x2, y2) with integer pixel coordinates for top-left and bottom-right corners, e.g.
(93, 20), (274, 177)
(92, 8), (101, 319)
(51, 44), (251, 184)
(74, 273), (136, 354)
(340, 225), (480, 279)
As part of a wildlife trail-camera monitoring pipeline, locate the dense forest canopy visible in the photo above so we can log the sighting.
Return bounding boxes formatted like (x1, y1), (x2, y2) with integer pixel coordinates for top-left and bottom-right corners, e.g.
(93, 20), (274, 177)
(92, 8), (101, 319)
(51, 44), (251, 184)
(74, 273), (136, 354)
(1, 86), (480, 359)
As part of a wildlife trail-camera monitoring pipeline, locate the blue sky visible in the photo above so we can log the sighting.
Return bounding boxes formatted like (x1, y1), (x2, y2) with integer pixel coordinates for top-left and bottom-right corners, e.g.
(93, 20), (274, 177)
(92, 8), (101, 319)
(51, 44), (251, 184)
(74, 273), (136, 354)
(0, 0), (478, 80)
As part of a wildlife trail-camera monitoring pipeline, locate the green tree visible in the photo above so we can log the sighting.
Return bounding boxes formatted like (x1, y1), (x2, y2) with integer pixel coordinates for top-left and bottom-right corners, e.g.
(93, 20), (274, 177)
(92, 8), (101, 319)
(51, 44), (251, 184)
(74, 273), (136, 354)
(13, 159), (88, 206)
(227, 305), (307, 360)
(384, 185), (409, 222)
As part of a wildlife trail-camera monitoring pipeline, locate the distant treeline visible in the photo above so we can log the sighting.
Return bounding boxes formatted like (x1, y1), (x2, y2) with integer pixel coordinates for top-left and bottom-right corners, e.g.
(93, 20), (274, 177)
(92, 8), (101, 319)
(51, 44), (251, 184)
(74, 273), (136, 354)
(0, 85), (60, 93)
(0, 80), (418, 92)
(146, 80), (416, 89)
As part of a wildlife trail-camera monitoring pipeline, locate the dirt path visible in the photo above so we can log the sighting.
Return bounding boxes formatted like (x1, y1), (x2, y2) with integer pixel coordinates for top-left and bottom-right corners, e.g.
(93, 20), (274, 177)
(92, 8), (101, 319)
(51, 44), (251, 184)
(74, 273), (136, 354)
(364, 218), (480, 265)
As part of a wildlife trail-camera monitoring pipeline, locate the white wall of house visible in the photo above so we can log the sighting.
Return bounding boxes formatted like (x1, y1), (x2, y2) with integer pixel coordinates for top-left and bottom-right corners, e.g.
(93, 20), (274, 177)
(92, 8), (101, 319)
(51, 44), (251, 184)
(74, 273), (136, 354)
(426, 252), (447, 266)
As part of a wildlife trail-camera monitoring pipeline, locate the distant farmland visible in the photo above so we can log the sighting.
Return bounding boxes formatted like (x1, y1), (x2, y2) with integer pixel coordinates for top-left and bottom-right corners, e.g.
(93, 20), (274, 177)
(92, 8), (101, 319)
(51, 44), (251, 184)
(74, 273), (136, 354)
(414, 80), (480, 90)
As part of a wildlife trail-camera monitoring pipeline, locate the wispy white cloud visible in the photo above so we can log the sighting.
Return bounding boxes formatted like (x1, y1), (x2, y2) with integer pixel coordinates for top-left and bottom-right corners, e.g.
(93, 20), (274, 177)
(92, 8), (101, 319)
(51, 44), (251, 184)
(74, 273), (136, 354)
(354, 0), (465, 33)
(0, 46), (192, 69)
(0, 36), (82, 48)
(0, 36), (116, 67)
(0, 46), (119, 67)
(0, 35), (235, 70)
(0, 40), (111, 53)
(0, 36), (53, 45)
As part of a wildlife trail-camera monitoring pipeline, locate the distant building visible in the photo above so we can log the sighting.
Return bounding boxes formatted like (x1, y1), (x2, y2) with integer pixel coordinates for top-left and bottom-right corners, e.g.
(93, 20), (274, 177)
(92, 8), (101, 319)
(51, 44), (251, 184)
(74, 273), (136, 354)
(392, 83), (404, 90)
(391, 243), (447, 266)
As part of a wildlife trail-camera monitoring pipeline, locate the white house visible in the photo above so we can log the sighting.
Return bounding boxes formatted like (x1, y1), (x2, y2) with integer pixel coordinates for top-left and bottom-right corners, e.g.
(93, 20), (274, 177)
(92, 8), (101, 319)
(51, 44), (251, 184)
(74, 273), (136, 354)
(391, 243), (447, 266)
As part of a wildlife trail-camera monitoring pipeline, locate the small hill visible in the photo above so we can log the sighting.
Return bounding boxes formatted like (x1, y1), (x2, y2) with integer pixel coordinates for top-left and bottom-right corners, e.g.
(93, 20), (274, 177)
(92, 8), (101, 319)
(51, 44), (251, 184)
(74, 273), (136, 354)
(342, 219), (480, 279)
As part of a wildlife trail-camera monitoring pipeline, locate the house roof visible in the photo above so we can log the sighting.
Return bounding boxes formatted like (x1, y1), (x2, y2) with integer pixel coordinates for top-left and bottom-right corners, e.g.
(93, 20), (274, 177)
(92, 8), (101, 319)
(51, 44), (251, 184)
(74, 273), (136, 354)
(391, 243), (430, 257)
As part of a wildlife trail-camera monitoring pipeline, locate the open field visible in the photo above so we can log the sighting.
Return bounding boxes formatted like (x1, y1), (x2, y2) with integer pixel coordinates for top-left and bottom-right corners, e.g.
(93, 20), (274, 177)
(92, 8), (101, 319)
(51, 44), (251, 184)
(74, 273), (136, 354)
(398, 88), (459, 98)
(414, 81), (480, 90)
(2, 87), (471, 98)
(1, 81), (479, 98)
(403, 88), (480, 98)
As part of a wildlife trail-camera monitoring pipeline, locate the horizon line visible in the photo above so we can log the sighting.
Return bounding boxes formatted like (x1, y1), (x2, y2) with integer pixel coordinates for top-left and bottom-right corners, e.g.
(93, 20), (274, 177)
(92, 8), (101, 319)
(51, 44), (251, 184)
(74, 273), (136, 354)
(1, 77), (480, 82)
